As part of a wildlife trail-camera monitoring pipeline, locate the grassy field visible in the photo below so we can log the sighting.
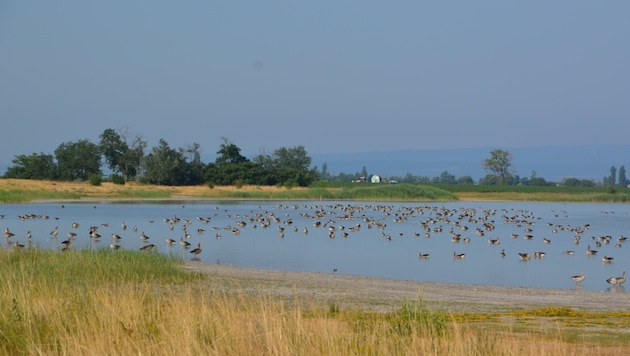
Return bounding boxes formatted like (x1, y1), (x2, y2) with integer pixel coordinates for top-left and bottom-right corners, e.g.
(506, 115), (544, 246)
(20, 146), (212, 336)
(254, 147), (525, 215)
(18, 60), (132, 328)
(0, 178), (457, 203)
(1, 249), (628, 355)
(3, 178), (630, 203)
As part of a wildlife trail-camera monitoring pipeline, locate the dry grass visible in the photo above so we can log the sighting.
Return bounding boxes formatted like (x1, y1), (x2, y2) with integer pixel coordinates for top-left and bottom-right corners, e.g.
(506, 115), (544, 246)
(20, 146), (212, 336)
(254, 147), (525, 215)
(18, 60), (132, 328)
(0, 178), (306, 201)
(2, 249), (629, 355)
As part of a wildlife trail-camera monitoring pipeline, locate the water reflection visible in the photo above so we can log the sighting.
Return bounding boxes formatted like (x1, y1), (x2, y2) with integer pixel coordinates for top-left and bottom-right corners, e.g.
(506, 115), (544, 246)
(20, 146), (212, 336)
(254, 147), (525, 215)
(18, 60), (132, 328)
(1, 200), (629, 292)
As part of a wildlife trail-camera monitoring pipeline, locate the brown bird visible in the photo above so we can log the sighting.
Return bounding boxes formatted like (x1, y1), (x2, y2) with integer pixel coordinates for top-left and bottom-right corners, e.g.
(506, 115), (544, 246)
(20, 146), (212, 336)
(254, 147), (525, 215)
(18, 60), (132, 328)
(571, 272), (585, 285)
(140, 244), (156, 251)
(190, 242), (202, 258)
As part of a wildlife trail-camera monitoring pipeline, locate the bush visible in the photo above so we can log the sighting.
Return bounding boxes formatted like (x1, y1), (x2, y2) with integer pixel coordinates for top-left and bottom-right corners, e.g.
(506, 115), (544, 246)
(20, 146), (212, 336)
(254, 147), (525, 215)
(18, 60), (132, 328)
(207, 181), (215, 189)
(88, 174), (102, 186)
(111, 174), (125, 185)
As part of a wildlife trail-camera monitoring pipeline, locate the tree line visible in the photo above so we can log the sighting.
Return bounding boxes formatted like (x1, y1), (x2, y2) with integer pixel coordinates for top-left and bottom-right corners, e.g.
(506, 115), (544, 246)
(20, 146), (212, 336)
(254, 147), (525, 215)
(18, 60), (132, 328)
(320, 149), (625, 188)
(3, 134), (625, 188)
(3, 129), (317, 187)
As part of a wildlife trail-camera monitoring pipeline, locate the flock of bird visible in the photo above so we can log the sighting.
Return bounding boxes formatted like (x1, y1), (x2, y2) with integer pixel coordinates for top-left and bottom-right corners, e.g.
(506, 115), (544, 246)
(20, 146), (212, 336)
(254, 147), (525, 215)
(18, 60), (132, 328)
(2, 203), (629, 291)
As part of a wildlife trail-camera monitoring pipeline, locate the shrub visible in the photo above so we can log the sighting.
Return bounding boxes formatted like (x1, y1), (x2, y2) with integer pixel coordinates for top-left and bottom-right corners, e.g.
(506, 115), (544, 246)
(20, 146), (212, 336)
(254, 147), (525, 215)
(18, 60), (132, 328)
(111, 174), (125, 185)
(88, 174), (102, 186)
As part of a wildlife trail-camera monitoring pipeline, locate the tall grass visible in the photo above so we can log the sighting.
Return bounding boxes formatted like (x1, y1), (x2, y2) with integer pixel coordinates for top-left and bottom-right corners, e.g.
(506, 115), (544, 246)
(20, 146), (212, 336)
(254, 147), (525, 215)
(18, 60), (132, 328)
(1, 249), (626, 355)
(0, 189), (81, 203)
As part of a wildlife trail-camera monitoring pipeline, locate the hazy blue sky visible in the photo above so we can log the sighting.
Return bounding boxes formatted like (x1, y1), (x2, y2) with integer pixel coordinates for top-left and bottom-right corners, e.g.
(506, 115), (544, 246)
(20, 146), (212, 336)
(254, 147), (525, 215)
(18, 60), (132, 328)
(1, 1), (629, 166)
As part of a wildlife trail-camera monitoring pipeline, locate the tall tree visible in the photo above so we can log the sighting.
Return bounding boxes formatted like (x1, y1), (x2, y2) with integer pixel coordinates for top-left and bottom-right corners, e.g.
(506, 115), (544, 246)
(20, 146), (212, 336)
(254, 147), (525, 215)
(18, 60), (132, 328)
(99, 128), (146, 181)
(216, 138), (248, 165)
(54, 139), (102, 181)
(607, 166), (617, 187)
(181, 143), (205, 185)
(141, 139), (187, 185)
(619, 165), (627, 187)
(482, 149), (513, 185)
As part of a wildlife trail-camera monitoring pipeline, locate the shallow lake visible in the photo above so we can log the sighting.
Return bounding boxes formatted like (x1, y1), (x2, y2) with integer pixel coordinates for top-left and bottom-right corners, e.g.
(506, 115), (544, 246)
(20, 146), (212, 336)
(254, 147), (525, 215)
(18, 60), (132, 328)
(1, 200), (629, 292)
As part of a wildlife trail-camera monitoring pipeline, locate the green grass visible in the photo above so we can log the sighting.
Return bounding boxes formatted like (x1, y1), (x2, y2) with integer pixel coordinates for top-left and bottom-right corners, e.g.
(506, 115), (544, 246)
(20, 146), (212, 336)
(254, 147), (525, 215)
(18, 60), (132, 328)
(0, 189), (81, 203)
(114, 189), (172, 199)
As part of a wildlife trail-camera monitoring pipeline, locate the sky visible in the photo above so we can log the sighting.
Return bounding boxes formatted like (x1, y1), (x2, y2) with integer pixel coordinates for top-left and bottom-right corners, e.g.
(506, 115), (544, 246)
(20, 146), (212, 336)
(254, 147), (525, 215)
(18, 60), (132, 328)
(1, 1), (629, 167)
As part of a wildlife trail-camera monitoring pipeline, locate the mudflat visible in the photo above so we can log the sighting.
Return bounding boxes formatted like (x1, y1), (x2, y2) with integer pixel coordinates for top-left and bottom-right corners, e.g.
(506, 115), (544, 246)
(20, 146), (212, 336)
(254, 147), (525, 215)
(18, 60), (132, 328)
(186, 261), (630, 313)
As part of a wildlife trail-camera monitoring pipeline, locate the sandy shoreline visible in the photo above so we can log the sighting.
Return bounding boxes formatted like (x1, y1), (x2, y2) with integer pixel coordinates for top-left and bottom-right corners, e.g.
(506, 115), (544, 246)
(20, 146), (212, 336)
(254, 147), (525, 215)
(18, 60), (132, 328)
(185, 261), (630, 313)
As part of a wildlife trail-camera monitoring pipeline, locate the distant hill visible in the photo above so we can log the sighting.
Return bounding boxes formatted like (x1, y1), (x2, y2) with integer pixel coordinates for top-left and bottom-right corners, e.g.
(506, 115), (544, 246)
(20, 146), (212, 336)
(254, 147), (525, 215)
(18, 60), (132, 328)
(310, 145), (630, 183)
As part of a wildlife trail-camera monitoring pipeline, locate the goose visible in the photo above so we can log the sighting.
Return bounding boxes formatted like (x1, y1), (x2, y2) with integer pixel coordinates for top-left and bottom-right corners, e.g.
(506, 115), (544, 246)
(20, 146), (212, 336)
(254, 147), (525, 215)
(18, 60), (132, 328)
(488, 238), (500, 245)
(615, 270), (626, 287)
(4, 227), (15, 238)
(586, 245), (598, 256)
(563, 250), (574, 255)
(140, 244), (156, 251)
(111, 233), (122, 240)
(453, 251), (465, 259)
(180, 237), (191, 248)
(60, 236), (73, 248)
(189, 242), (202, 258)
(110, 242), (121, 250)
(571, 272), (585, 285)
(418, 252), (430, 259)
(26, 231), (32, 239)
(165, 238), (176, 246)
(121, 221), (127, 230)
(50, 227), (59, 237)
(140, 232), (150, 241)
(518, 252), (530, 261)
(543, 238), (551, 244)
(534, 251), (546, 259)
(13, 241), (25, 250)
(499, 249), (506, 257)
(602, 256), (614, 264)
(606, 276), (618, 287)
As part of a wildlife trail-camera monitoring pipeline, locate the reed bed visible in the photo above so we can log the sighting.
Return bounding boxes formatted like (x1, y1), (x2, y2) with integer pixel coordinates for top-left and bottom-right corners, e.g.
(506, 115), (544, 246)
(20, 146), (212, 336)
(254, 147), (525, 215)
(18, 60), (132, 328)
(1, 249), (627, 355)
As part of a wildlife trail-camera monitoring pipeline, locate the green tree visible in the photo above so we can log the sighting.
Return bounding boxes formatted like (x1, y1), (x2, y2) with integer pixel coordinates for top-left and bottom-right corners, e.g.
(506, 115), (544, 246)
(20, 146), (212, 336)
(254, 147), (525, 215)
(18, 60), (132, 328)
(456, 175), (474, 185)
(434, 171), (456, 184)
(618, 166), (627, 187)
(360, 166), (368, 180)
(141, 139), (187, 185)
(482, 149), (513, 185)
(208, 139), (258, 185)
(181, 143), (205, 185)
(561, 178), (595, 187)
(216, 138), (248, 165)
(4, 153), (56, 179)
(254, 145), (317, 186)
(54, 139), (102, 181)
(606, 166), (617, 187)
(99, 128), (146, 182)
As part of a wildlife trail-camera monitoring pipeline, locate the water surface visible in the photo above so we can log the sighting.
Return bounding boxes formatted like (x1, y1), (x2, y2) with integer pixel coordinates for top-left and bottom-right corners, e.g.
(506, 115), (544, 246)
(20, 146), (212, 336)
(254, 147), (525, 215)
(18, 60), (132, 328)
(2, 200), (628, 292)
